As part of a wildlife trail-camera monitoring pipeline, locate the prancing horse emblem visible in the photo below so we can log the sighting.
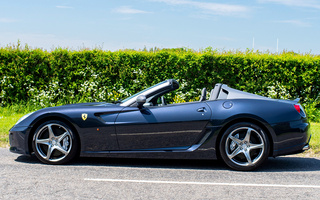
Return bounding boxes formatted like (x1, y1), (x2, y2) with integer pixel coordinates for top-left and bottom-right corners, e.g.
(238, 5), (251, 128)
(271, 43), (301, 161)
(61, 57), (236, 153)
(82, 113), (88, 121)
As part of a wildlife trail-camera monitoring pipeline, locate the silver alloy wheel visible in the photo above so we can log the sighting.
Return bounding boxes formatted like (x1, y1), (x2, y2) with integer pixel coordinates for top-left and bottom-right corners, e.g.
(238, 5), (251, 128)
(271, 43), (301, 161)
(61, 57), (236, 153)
(225, 127), (265, 167)
(34, 123), (72, 162)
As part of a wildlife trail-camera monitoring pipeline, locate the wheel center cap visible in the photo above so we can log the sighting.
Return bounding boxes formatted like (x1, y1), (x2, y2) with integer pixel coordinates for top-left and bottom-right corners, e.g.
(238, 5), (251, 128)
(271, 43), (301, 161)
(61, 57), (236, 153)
(242, 144), (247, 151)
(52, 140), (57, 145)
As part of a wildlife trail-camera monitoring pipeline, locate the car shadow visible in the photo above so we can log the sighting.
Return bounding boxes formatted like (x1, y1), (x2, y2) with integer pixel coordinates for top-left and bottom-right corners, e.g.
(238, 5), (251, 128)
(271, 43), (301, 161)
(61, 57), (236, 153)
(15, 154), (320, 172)
(258, 156), (320, 172)
(14, 154), (226, 170)
(74, 157), (227, 170)
(14, 154), (42, 164)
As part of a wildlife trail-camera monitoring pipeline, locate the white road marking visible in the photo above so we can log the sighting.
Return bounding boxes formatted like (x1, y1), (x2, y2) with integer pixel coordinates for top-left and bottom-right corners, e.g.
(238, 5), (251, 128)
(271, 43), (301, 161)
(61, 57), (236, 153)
(84, 178), (320, 189)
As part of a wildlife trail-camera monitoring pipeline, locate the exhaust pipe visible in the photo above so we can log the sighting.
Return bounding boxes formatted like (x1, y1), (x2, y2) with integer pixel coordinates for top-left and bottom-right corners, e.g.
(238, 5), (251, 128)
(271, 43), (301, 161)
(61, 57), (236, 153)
(303, 144), (310, 151)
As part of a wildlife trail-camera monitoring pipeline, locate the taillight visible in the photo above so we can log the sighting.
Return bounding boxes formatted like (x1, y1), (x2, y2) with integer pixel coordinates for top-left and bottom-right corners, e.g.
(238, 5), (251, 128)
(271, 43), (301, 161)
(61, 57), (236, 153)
(294, 104), (301, 113)
(294, 104), (306, 117)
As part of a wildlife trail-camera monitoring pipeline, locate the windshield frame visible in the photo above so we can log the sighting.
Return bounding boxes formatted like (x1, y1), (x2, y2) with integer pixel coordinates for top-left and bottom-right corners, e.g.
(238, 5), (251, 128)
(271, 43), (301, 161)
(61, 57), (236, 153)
(120, 80), (177, 107)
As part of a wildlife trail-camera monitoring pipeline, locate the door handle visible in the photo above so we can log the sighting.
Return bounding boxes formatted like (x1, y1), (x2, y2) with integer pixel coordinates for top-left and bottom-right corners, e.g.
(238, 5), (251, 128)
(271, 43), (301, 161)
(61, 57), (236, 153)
(197, 107), (206, 112)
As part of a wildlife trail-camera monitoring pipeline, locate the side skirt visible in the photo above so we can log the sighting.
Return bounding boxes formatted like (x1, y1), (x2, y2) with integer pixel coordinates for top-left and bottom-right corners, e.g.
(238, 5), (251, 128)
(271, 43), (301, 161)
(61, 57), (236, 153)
(80, 131), (217, 160)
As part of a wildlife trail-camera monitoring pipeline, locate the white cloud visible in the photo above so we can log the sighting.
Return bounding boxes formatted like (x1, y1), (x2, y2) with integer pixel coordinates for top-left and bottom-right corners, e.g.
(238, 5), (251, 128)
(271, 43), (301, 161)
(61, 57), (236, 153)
(259, 0), (320, 9)
(275, 19), (311, 27)
(153, 0), (249, 16)
(0, 18), (17, 23)
(56, 6), (74, 9)
(113, 6), (152, 14)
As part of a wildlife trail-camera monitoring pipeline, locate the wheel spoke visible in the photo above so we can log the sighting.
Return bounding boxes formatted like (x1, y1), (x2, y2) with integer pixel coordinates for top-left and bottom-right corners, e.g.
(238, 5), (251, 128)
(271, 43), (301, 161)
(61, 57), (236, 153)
(243, 150), (252, 165)
(57, 132), (70, 143)
(47, 125), (55, 138)
(228, 146), (242, 159)
(46, 144), (54, 160)
(36, 138), (50, 146)
(248, 143), (264, 150)
(229, 135), (242, 145)
(244, 128), (252, 142)
(55, 144), (68, 155)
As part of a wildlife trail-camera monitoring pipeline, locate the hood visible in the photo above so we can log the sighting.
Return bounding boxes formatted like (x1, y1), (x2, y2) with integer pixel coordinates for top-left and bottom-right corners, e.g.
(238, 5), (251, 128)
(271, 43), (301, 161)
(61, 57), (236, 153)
(43, 102), (118, 109)
(14, 102), (124, 127)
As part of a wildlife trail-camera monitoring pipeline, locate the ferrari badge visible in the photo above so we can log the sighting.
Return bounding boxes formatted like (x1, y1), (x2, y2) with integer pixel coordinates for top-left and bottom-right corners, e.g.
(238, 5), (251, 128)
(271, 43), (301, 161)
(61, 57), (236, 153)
(82, 113), (88, 121)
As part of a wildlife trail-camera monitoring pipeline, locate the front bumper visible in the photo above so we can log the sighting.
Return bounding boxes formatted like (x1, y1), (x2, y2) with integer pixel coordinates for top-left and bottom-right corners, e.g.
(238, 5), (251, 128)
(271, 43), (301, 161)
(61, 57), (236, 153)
(9, 126), (31, 155)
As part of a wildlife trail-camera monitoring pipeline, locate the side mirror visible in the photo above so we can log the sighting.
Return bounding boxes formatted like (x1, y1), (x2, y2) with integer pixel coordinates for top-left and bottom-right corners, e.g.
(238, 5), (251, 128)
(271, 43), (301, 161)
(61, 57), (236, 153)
(136, 95), (146, 109)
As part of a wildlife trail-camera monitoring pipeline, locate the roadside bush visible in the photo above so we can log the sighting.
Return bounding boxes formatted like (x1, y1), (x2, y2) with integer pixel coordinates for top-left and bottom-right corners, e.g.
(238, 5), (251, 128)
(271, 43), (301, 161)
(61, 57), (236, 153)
(1, 45), (320, 120)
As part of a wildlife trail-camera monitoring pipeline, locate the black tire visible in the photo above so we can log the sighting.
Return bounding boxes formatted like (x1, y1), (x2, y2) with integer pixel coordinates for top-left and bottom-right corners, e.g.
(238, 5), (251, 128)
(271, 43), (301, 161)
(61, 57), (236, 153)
(219, 122), (270, 171)
(32, 120), (79, 165)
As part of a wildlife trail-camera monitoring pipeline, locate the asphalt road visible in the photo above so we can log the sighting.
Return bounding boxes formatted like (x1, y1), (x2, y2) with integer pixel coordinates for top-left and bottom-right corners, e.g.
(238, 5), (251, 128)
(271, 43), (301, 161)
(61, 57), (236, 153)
(1, 147), (320, 199)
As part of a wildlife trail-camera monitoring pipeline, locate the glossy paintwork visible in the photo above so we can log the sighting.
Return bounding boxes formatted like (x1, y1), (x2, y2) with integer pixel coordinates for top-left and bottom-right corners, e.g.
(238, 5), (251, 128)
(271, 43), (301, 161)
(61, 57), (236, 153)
(115, 102), (211, 150)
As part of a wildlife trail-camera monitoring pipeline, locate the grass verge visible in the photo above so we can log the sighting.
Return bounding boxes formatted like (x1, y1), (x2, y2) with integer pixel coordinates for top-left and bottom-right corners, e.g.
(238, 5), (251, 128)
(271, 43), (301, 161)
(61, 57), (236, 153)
(301, 122), (320, 157)
(0, 111), (26, 147)
(0, 106), (319, 157)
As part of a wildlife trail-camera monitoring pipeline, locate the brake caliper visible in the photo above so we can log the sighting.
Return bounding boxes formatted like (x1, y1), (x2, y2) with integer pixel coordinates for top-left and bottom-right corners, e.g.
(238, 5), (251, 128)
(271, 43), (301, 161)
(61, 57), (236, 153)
(230, 134), (239, 151)
(62, 137), (70, 150)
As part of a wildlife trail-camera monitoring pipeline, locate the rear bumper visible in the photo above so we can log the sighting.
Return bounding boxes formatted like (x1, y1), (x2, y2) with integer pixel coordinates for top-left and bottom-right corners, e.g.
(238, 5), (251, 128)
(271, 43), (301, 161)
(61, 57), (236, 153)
(272, 119), (311, 157)
(9, 126), (31, 155)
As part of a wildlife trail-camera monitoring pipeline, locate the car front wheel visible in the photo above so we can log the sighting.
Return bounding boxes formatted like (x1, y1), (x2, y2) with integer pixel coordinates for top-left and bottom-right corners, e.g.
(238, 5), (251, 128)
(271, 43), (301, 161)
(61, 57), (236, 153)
(219, 122), (270, 171)
(32, 120), (78, 164)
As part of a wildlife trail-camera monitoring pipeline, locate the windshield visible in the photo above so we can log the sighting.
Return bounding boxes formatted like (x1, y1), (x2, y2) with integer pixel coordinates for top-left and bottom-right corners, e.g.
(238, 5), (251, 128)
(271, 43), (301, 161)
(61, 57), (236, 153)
(120, 80), (169, 105)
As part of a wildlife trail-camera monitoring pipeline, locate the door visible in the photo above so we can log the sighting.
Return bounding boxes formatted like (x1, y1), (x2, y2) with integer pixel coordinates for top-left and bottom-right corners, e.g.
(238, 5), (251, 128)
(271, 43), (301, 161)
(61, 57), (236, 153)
(115, 102), (211, 150)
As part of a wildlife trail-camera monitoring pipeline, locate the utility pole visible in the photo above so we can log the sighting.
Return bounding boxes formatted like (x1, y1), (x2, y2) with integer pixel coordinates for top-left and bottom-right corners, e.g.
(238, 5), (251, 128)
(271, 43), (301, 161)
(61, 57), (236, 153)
(253, 37), (255, 49)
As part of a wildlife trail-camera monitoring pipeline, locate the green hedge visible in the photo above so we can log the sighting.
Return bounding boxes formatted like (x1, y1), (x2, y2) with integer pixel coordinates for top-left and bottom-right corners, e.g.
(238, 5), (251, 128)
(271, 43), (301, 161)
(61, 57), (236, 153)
(1, 45), (320, 120)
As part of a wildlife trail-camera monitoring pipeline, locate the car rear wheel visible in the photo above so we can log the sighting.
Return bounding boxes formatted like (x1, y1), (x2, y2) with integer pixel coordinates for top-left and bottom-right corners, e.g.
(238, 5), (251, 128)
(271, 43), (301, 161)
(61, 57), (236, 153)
(219, 122), (269, 171)
(32, 120), (78, 164)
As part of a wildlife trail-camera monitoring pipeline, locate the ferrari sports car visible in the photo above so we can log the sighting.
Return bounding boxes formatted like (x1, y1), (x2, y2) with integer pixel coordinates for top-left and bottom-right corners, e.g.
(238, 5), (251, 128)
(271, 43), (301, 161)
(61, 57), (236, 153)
(9, 79), (310, 170)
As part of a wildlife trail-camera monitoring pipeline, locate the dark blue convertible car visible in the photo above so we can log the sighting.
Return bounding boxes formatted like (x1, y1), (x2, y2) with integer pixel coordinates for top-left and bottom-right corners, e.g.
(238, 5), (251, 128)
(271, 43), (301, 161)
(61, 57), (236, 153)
(9, 79), (311, 170)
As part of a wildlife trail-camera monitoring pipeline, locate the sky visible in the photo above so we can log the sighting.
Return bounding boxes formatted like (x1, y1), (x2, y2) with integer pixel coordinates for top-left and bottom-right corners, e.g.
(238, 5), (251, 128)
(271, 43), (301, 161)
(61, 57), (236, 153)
(1, 0), (320, 53)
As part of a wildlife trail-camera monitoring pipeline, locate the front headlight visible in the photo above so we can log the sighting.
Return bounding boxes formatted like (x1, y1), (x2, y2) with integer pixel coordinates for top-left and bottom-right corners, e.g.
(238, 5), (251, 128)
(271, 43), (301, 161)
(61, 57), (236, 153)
(15, 112), (34, 125)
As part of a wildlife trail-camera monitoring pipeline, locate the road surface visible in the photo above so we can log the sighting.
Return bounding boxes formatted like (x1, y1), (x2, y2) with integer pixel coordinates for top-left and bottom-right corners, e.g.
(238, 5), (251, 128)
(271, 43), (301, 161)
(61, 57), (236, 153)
(1, 148), (320, 199)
